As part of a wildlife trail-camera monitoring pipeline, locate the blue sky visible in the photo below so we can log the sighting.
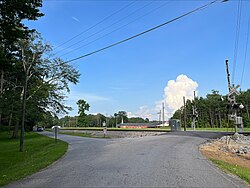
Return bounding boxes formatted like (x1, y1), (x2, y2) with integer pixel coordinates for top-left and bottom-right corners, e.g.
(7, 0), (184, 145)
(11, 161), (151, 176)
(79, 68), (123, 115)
(25, 0), (250, 119)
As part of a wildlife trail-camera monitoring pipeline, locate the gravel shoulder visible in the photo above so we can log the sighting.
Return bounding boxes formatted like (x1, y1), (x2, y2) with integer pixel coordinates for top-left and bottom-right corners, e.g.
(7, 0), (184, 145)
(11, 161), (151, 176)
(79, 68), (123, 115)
(200, 133), (250, 185)
(200, 133), (250, 167)
(59, 129), (166, 138)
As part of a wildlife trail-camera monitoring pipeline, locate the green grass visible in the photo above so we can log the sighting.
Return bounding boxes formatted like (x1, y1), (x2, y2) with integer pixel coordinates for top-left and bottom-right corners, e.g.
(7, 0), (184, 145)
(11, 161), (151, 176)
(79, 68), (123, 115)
(186, 127), (250, 132)
(61, 127), (250, 132)
(0, 131), (68, 187)
(61, 127), (171, 132)
(210, 159), (250, 184)
(59, 131), (110, 138)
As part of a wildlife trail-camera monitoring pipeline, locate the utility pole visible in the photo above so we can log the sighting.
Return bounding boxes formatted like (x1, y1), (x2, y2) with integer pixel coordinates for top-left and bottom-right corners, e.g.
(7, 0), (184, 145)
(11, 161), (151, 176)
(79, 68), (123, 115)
(162, 102), (165, 127)
(225, 59), (244, 132)
(158, 110), (161, 124)
(183, 96), (187, 131)
(192, 91), (198, 130)
(179, 109), (182, 128)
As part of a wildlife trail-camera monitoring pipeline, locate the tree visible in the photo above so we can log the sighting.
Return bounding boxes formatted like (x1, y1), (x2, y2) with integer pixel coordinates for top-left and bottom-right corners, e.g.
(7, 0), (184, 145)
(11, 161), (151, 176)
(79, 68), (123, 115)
(11, 33), (80, 151)
(117, 111), (128, 124)
(0, 0), (44, 127)
(171, 89), (250, 129)
(77, 99), (90, 126)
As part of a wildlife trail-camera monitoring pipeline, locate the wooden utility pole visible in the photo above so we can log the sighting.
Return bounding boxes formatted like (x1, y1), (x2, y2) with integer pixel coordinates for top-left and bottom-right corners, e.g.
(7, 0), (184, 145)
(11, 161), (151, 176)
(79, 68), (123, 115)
(179, 109), (182, 128)
(183, 96), (187, 131)
(162, 103), (165, 127)
(192, 91), (197, 130)
(225, 59), (242, 132)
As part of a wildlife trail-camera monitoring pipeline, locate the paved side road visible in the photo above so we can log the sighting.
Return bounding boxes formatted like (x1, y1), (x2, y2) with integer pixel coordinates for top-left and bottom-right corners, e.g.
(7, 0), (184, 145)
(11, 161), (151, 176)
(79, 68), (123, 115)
(5, 131), (247, 188)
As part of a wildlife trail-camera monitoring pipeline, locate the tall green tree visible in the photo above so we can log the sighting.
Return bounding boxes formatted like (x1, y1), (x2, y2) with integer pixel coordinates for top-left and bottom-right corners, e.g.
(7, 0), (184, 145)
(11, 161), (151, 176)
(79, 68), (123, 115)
(77, 99), (90, 126)
(16, 33), (80, 151)
(0, 0), (43, 127)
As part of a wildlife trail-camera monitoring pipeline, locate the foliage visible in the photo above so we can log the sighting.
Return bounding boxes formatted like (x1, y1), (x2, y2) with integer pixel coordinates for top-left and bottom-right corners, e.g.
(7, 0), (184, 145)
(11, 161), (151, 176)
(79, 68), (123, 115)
(1, 32), (80, 136)
(172, 89), (250, 128)
(76, 99), (90, 126)
(0, 131), (68, 186)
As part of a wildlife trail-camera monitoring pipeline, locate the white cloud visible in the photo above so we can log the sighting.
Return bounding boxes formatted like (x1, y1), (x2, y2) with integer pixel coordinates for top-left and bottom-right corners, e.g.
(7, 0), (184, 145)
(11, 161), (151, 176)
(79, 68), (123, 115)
(127, 105), (158, 120)
(163, 74), (198, 117)
(124, 74), (198, 121)
(71, 16), (80, 23)
(67, 91), (110, 103)
(63, 90), (111, 117)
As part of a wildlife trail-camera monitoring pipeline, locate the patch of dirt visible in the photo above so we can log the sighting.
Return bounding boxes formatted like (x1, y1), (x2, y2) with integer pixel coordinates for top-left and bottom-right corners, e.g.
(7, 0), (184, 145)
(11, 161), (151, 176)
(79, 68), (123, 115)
(200, 134), (250, 168)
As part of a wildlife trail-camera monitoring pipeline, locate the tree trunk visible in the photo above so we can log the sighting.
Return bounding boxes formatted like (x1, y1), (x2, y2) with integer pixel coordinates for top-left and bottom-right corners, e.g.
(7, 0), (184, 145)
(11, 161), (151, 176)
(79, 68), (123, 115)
(209, 109), (213, 128)
(8, 112), (13, 133)
(246, 105), (250, 122)
(218, 110), (222, 128)
(0, 70), (4, 127)
(201, 111), (205, 128)
(20, 74), (28, 152)
(12, 118), (19, 139)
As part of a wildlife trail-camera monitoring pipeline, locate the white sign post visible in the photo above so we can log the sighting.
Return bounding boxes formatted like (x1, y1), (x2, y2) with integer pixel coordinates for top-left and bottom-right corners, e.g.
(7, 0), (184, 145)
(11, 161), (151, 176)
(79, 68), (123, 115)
(52, 126), (61, 143)
(102, 122), (107, 138)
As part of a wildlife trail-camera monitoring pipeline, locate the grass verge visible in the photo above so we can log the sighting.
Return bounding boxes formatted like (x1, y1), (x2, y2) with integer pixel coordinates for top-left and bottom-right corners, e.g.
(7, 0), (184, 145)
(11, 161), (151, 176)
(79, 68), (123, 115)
(186, 127), (250, 132)
(0, 131), (68, 187)
(59, 131), (110, 138)
(210, 158), (250, 184)
(61, 127), (171, 132)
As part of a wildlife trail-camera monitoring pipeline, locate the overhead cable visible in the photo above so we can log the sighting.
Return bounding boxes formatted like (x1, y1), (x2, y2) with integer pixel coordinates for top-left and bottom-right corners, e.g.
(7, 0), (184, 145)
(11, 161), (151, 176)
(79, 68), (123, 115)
(240, 15), (250, 88)
(53, 1), (136, 51)
(232, 0), (243, 84)
(56, 1), (154, 55)
(60, 1), (171, 58)
(64, 0), (225, 64)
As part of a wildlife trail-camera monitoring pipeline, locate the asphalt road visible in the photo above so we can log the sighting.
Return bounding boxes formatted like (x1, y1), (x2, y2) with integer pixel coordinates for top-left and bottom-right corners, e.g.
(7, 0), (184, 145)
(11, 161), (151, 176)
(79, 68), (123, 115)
(5, 131), (248, 188)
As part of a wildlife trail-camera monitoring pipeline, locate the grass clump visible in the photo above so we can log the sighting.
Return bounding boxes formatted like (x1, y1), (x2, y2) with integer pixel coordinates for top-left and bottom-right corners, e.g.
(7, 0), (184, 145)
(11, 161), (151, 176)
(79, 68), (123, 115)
(210, 158), (250, 184)
(0, 131), (68, 186)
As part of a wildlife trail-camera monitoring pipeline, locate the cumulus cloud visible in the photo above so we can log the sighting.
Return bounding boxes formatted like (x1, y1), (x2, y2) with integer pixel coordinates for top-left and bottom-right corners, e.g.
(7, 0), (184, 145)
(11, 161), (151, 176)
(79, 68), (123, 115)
(127, 74), (198, 121)
(163, 74), (198, 117)
(127, 105), (156, 120)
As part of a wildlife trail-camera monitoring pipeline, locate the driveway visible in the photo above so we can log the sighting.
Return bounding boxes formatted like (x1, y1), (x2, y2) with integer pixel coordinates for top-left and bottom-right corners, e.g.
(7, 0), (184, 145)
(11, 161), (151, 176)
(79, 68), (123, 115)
(5, 131), (247, 187)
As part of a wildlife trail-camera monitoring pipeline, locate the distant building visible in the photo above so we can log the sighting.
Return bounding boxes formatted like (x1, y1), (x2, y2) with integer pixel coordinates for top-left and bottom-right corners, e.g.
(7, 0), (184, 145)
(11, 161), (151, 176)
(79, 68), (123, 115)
(118, 122), (167, 128)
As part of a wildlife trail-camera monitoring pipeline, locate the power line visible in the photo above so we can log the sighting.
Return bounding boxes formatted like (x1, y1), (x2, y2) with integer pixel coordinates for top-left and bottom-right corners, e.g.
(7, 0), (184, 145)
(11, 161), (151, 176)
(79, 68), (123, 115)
(53, 1), (136, 50)
(240, 15), (250, 87)
(56, 1), (154, 55)
(60, 1), (171, 58)
(232, 0), (242, 84)
(64, 0), (225, 64)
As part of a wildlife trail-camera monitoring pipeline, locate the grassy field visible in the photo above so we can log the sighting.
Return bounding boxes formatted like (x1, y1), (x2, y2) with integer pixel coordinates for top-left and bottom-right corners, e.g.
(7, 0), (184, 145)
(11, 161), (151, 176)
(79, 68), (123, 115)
(0, 131), (68, 187)
(61, 127), (171, 132)
(210, 159), (250, 184)
(186, 127), (250, 132)
(61, 126), (250, 132)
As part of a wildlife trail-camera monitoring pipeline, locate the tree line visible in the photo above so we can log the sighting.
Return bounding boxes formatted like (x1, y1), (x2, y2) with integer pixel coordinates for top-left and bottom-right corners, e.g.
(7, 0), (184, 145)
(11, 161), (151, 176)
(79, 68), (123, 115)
(172, 89), (250, 128)
(56, 111), (149, 128)
(0, 1), (80, 151)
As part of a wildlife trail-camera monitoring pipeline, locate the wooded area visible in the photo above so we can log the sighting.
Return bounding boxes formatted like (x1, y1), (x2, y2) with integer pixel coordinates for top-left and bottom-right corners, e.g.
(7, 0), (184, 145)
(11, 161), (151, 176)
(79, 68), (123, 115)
(0, 1), (80, 151)
(172, 90), (250, 128)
